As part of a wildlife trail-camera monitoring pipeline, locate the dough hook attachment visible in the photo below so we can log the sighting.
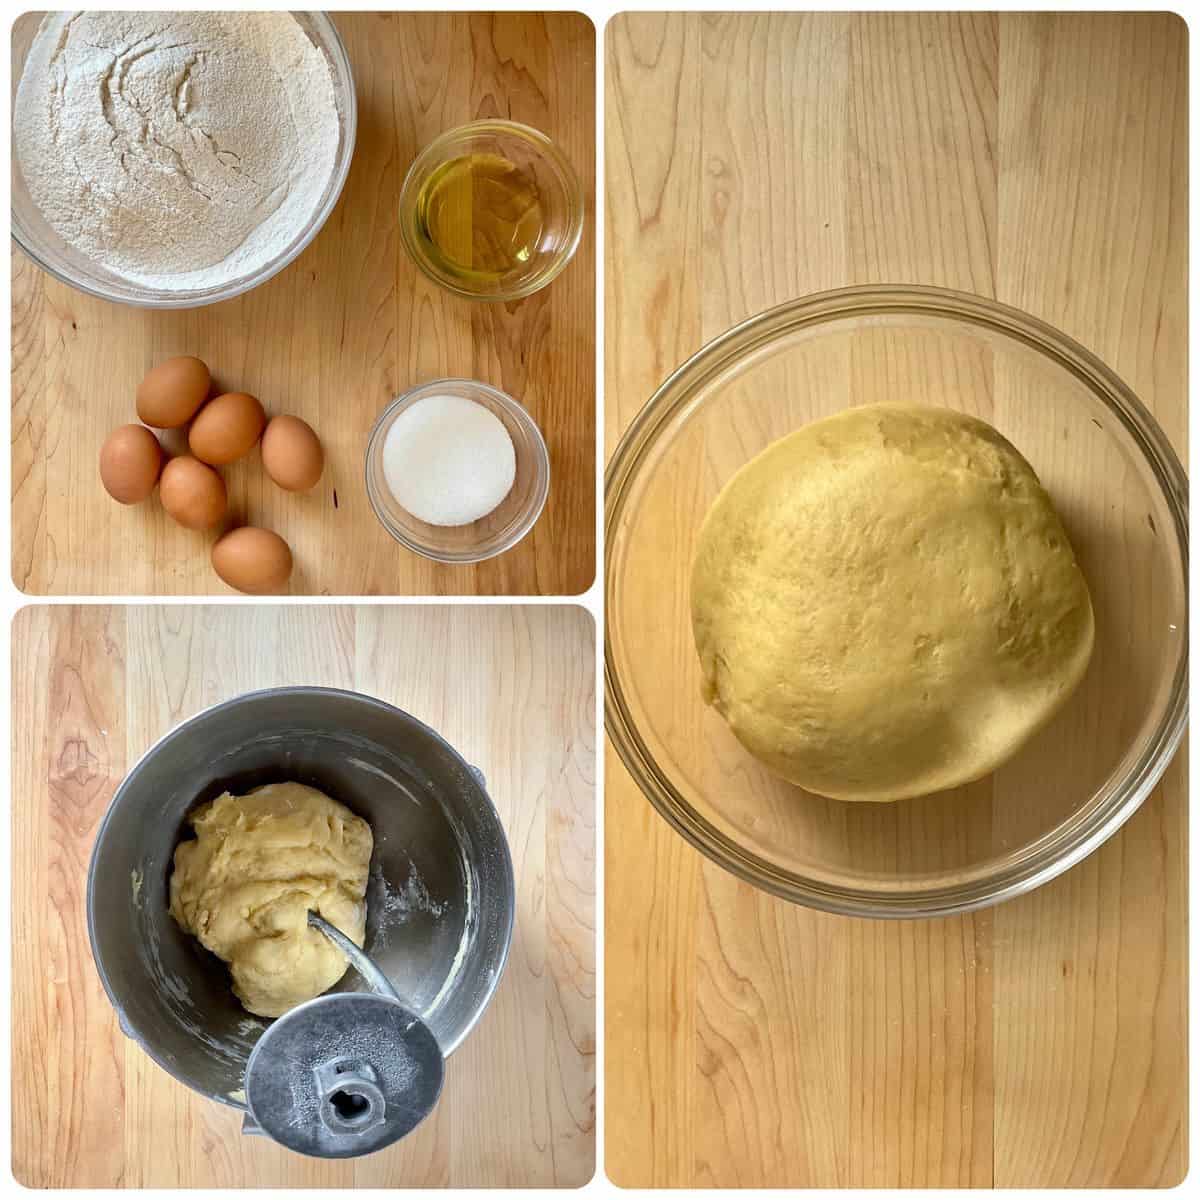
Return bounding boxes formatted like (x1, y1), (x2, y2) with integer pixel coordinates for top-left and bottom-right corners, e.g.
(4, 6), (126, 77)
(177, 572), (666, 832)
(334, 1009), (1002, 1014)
(239, 912), (445, 1158)
(306, 912), (403, 1002)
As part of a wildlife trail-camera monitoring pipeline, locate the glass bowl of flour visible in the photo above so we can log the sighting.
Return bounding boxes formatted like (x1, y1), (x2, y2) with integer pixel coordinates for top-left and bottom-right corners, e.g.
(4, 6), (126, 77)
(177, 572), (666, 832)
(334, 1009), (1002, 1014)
(11, 11), (356, 308)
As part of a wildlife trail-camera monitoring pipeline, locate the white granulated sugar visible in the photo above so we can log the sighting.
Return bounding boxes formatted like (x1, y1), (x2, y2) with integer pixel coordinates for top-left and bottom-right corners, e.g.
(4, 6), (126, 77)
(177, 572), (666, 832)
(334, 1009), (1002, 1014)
(14, 11), (340, 290)
(383, 394), (517, 527)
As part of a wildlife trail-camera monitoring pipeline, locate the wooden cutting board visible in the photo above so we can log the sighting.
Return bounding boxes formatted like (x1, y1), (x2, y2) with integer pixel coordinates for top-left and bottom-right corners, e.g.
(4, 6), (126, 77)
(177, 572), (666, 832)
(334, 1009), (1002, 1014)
(11, 12), (595, 596)
(606, 12), (1186, 1188)
(11, 604), (595, 1187)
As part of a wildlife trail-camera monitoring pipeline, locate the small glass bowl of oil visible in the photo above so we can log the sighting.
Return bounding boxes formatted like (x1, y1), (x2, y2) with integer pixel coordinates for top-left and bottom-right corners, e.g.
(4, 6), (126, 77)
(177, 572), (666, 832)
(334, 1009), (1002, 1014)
(399, 119), (584, 301)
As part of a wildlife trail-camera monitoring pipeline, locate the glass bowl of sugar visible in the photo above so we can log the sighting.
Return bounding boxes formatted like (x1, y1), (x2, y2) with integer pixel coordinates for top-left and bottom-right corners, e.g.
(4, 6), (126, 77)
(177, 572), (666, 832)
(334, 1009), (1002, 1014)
(365, 379), (550, 563)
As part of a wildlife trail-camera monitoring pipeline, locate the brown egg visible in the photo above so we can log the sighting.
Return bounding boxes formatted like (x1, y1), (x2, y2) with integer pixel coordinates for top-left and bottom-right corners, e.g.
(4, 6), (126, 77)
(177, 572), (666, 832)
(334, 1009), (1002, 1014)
(136, 356), (211, 429)
(261, 415), (324, 491)
(99, 424), (163, 504)
(188, 392), (266, 465)
(211, 527), (293, 594)
(159, 456), (227, 531)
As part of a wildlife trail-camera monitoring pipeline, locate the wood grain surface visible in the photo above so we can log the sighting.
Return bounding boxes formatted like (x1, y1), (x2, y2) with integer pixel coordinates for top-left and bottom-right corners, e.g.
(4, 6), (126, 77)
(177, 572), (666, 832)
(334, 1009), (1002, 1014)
(11, 12), (595, 596)
(605, 11), (1187, 1188)
(11, 605), (595, 1187)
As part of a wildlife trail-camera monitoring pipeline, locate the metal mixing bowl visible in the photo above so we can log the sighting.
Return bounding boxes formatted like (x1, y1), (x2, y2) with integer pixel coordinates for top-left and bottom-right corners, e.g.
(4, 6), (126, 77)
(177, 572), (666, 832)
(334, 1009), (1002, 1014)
(11, 12), (357, 309)
(606, 285), (1188, 918)
(87, 687), (514, 1108)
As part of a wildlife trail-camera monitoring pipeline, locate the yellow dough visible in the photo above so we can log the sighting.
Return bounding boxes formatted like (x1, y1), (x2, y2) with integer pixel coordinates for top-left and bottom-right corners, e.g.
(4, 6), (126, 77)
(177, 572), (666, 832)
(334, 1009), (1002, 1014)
(169, 782), (373, 1018)
(691, 404), (1095, 802)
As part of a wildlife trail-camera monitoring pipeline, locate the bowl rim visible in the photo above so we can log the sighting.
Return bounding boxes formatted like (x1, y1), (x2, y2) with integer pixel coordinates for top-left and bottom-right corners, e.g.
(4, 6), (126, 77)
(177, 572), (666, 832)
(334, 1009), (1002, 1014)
(397, 117), (585, 302)
(364, 376), (551, 564)
(11, 11), (358, 310)
(85, 685), (516, 1104)
(604, 283), (1189, 919)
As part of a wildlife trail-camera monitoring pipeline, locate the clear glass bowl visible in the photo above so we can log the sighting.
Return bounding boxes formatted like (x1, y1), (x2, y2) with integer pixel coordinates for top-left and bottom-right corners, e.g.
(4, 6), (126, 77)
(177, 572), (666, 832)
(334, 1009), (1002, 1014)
(10, 12), (356, 309)
(606, 285), (1188, 918)
(398, 119), (583, 301)
(365, 379), (550, 563)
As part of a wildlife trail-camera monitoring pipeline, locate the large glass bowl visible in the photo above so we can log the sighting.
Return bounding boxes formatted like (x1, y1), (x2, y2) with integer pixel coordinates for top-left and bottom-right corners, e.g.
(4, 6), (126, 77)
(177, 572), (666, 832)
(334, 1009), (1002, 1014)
(606, 285), (1188, 918)
(10, 12), (356, 309)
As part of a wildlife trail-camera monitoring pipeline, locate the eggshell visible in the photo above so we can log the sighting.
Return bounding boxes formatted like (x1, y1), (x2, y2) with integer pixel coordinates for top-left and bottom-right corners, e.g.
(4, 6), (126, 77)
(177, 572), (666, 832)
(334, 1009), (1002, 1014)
(211, 527), (293, 594)
(159, 456), (227, 530)
(136, 356), (211, 428)
(189, 392), (266, 465)
(99, 424), (163, 504)
(261, 415), (324, 491)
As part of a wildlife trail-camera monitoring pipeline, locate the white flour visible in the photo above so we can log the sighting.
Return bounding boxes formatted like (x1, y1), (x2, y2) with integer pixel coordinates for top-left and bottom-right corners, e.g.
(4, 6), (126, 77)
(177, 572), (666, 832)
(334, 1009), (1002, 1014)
(14, 11), (340, 290)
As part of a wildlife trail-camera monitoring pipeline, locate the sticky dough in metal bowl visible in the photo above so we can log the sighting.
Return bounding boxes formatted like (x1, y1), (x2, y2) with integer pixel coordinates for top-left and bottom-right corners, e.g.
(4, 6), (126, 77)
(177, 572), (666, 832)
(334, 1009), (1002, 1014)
(169, 783), (372, 1017)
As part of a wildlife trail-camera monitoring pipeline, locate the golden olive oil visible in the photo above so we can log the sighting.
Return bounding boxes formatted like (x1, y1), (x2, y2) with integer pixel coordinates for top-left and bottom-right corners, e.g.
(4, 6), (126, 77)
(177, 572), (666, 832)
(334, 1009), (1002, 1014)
(414, 152), (544, 285)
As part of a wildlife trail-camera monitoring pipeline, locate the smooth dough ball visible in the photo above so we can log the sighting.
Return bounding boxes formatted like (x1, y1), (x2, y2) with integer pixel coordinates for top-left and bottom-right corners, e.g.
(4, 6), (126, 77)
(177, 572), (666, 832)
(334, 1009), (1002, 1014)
(169, 783), (373, 1017)
(691, 404), (1095, 803)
